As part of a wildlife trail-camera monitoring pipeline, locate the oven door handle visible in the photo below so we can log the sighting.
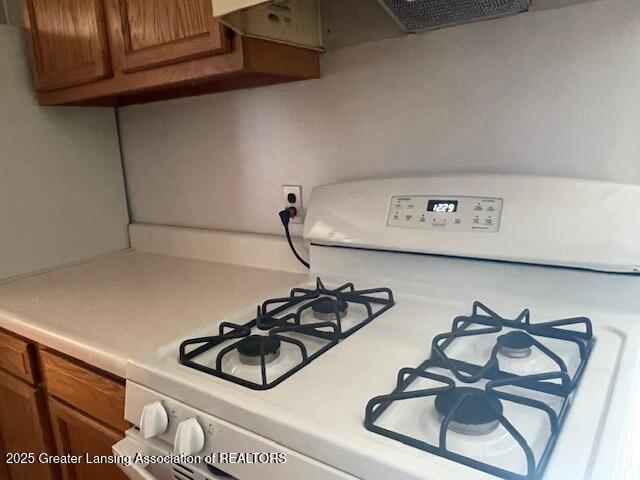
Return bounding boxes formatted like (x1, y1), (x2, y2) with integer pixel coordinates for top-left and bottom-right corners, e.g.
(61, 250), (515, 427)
(112, 435), (158, 480)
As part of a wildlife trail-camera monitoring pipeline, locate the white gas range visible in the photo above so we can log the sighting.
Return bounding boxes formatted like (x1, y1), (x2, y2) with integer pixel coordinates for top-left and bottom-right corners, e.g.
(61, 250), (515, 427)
(114, 175), (640, 480)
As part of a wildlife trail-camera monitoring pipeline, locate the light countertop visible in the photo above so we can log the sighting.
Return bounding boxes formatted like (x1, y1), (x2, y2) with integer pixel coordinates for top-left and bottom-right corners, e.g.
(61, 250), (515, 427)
(0, 250), (306, 377)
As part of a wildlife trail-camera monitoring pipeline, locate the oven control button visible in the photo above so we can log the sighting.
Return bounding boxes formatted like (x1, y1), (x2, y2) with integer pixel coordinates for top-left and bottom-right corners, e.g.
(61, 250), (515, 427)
(140, 401), (169, 439)
(174, 418), (205, 455)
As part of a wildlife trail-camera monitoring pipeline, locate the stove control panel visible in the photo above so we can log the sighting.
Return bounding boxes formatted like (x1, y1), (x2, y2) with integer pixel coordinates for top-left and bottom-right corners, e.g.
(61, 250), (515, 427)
(387, 195), (503, 232)
(124, 381), (357, 479)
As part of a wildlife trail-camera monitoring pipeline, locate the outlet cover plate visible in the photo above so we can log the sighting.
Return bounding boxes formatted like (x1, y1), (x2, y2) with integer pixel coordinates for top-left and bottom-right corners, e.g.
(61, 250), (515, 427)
(283, 185), (303, 224)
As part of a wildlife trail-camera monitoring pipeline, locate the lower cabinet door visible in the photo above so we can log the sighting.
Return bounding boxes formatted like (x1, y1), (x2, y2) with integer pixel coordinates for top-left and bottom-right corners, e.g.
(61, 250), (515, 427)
(0, 369), (59, 480)
(48, 399), (129, 480)
(0, 434), (9, 480)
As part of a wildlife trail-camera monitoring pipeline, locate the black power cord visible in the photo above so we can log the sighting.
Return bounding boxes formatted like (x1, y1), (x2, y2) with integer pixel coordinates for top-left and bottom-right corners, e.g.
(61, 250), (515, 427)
(279, 209), (310, 269)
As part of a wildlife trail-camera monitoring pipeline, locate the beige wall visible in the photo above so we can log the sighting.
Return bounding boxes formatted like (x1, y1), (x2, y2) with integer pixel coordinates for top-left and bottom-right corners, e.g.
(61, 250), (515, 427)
(119, 0), (640, 237)
(0, 26), (129, 280)
(2, 0), (21, 27)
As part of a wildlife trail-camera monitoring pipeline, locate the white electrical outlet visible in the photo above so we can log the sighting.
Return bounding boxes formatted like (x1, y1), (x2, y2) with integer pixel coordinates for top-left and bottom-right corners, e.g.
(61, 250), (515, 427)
(283, 185), (303, 223)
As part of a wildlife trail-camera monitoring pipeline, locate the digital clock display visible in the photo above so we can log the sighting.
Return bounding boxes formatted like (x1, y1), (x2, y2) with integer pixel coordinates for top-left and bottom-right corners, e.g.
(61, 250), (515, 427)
(427, 200), (458, 213)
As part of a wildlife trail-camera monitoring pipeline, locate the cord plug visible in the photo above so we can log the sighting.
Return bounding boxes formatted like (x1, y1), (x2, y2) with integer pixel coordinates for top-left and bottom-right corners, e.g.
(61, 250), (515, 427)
(278, 208), (309, 269)
(279, 207), (298, 226)
(279, 208), (291, 227)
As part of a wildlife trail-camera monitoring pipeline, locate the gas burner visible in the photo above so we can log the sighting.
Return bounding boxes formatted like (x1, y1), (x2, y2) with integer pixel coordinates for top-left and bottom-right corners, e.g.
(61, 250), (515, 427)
(311, 297), (348, 321)
(262, 277), (395, 340)
(237, 335), (281, 365)
(498, 331), (534, 358)
(365, 301), (595, 480)
(434, 387), (502, 435)
(179, 277), (395, 390)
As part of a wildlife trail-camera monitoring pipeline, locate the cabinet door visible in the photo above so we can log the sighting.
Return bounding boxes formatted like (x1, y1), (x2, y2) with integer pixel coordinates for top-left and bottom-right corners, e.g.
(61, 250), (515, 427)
(0, 370), (58, 480)
(48, 399), (128, 480)
(0, 434), (9, 480)
(106, 0), (229, 73)
(24, 0), (112, 91)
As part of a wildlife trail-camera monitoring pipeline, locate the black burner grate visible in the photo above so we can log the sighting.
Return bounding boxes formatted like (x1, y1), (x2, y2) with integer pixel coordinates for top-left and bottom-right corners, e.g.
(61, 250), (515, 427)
(364, 301), (594, 480)
(179, 278), (394, 390)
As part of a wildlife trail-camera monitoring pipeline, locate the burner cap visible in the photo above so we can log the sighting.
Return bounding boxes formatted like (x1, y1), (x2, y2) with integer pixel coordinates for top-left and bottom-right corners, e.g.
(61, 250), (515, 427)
(434, 387), (503, 435)
(237, 335), (281, 365)
(312, 297), (348, 320)
(498, 331), (534, 358)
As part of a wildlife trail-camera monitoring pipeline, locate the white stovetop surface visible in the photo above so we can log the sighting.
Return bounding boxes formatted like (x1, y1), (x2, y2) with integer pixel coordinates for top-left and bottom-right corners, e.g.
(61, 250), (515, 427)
(0, 250), (305, 376)
(128, 256), (640, 480)
(1, 223), (639, 479)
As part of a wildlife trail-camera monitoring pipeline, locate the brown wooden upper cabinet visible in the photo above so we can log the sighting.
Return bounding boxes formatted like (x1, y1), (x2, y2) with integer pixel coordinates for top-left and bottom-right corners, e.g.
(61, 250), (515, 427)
(23, 0), (320, 106)
(106, 0), (228, 73)
(25, 0), (112, 91)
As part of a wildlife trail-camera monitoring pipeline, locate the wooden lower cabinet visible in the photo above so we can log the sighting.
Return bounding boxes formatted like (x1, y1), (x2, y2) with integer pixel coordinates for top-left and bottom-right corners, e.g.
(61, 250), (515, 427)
(0, 434), (10, 480)
(0, 369), (59, 480)
(40, 350), (129, 432)
(0, 329), (130, 480)
(48, 399), (128, 480)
